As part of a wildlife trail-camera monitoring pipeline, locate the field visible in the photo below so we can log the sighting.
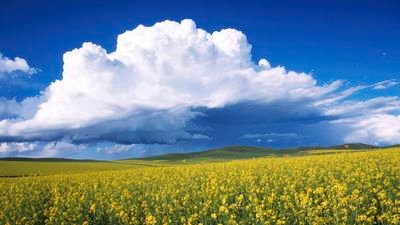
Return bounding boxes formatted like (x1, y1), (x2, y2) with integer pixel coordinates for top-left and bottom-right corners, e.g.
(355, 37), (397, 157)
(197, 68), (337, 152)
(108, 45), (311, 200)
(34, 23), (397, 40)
(0, 148), (399, 224)
(0, 161), (146, 177)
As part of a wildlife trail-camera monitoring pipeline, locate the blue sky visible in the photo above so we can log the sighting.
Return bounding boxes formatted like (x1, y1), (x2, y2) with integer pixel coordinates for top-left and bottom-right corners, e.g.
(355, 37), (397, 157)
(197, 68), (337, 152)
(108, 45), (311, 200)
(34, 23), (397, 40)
(0, 0), (399, 159)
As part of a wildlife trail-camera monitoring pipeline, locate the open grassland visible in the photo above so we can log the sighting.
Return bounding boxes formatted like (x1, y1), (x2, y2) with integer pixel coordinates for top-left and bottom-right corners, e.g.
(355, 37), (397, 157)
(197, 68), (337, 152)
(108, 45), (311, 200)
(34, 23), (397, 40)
(0, 148), (399, 224)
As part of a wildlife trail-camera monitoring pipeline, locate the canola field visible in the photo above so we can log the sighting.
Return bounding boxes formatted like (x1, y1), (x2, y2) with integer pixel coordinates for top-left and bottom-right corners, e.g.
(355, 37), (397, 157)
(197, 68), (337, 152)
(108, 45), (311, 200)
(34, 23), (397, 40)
(0, 161), (144, 177)
(0, 149), (399, 225)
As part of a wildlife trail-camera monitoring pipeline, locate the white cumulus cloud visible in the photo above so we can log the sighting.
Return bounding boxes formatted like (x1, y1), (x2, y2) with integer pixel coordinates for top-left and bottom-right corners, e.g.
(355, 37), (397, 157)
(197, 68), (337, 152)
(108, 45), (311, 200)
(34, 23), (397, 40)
(0, 53), (37, 76)
(340, 114), (400, 145)
(0, 142), (38, 154)
(0, 19), (398, 149)
(0, 19), (342, 144)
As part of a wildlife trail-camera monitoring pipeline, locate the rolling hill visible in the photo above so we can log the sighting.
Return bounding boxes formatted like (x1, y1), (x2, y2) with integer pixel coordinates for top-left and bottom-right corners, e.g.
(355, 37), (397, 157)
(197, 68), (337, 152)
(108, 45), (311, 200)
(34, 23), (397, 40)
(136, 146), (277, 162)
(132, 143), (380, 162)
(294, 143), (377, 151)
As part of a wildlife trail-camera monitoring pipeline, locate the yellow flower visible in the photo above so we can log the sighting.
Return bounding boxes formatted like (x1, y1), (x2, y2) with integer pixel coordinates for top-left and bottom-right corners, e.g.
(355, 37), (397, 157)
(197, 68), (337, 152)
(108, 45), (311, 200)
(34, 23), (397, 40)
(89, 203), (96, 213)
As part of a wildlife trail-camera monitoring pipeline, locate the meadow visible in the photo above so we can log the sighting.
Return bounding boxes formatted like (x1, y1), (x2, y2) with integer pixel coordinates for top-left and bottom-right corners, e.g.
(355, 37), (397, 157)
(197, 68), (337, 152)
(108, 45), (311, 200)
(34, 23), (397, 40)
(0, 148), (399, 224)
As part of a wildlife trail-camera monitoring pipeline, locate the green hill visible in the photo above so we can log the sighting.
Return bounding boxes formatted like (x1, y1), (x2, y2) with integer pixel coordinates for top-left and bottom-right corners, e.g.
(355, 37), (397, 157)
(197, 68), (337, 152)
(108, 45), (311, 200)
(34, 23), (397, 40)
(133, 143), (382, 162)
(295, 143), (377, 151)
(135, 145), (298, 162)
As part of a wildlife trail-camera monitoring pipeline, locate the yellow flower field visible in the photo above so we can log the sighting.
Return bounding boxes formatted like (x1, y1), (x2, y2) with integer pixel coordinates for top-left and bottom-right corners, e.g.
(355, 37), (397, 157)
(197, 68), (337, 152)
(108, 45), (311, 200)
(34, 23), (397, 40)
(1, 149), (399, 225)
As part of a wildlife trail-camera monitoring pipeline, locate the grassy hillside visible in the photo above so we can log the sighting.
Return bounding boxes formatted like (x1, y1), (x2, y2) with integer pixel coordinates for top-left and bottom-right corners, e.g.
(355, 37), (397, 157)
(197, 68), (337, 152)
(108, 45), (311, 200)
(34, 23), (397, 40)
(130, 144), (372, 162)
(295, 143), (377, 151)
(135, 146), (277, 162)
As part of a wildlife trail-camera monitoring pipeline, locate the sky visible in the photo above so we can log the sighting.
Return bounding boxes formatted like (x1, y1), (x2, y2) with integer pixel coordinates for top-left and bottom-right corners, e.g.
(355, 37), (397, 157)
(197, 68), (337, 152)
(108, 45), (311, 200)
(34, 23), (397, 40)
(0, 0), (399, 159)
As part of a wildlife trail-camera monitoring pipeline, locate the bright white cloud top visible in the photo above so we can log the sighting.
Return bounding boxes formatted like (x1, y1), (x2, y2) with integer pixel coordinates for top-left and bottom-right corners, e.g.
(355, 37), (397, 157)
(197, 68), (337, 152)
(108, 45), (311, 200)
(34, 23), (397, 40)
(0, 19), (399, 154)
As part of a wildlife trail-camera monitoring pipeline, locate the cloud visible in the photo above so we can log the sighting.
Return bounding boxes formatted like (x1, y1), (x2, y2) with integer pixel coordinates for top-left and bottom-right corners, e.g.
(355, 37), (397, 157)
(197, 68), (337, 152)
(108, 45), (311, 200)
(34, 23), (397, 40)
(0, 142), (38, 154)
(0, 96), (43, 120)
(0, 19), (399, 152)
(372, 80), (399, 90)
(0, 98), (20, 119)
(40, 142), (88, 157)
(97, 144), (135, 154)
(0, 53), (38, 76)
(323, 97), (400, 118)
(240, 132), (300, 144)
(240, 132), (299, 139)
(338, 114), (400, 145)
(0, 140), (90, 157)
(0, 19), (344, 145)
